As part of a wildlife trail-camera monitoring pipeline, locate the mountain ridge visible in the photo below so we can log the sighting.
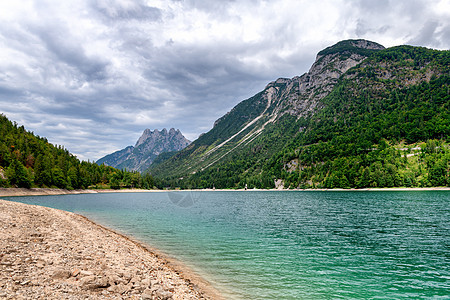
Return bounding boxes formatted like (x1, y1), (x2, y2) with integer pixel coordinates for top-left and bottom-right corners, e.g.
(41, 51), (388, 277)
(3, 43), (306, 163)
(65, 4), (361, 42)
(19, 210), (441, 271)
(96, 128), (191, 172)
(150, 39), (387, 177)
(149, 39), (449, 189)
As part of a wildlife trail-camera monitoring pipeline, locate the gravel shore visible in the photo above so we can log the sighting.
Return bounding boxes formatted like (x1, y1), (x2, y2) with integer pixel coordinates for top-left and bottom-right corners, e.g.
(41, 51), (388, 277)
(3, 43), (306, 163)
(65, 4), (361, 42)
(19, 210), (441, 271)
(0, 199), (220, 299)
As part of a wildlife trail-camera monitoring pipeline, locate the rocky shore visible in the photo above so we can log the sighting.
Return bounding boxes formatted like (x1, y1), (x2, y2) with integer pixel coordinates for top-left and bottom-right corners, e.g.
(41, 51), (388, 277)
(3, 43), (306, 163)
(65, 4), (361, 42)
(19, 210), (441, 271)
(0, 199), (219, 299)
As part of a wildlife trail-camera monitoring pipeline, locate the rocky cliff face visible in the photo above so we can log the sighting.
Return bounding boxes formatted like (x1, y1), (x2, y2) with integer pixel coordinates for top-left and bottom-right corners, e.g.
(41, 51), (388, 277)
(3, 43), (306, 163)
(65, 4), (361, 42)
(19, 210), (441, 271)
(262, 39), (385, 119)
(213, 40), (384, 129)
(96, 128), (191, 172)
(149, 39), (386, 178)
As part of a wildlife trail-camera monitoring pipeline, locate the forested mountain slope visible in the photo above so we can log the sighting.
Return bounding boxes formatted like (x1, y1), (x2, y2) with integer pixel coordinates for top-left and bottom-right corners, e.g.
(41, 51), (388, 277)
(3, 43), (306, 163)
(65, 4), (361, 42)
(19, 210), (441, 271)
(149, 40), (449, 189)
(0, 115), (154, 189)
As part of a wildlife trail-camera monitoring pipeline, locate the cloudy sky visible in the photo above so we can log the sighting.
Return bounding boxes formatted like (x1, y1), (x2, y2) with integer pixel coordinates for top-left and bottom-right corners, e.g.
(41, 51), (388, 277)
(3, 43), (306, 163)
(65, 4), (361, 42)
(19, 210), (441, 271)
(0, 0), (449, 161)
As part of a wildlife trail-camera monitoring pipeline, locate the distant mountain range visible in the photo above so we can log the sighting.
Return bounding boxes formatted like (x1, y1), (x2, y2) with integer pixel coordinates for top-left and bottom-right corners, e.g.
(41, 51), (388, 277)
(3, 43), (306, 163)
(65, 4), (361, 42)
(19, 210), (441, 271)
(96, 128), (191, 172)
(148, 39), (449, 189)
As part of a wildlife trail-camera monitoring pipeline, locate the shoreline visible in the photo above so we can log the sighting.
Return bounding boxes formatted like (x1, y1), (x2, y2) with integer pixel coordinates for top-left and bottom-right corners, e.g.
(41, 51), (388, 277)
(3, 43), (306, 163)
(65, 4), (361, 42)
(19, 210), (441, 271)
(1, 186), (449, 198)
(76, 211), (223, 300)
(0, 198), (222, 299)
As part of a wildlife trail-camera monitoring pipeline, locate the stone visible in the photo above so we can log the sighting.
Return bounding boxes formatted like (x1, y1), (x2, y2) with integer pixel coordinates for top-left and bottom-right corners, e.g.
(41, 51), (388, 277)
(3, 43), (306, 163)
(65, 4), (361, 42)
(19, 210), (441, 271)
(79, 270), (94, 276)
(141, 278), (152, 289)
(151, 280), (159, 288)
(122, 271), (133, 282)
(141, 288), (153, 300)
(80, 276), (110, 290)
(130, 276), (141, 284)
(115, 283), (130, 295)
(106, 273), (122, 286)
(35, 260), (46, 268)
(52, 269), (71, 279)
(71, 269), (80, 277)
(155, 288), (173, 300)
(107, 285), (115, 292)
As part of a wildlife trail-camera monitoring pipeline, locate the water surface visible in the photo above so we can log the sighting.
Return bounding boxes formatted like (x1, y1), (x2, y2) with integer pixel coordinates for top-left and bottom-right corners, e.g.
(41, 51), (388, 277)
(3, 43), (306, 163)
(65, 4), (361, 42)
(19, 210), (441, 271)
(5, 191), (449, 299)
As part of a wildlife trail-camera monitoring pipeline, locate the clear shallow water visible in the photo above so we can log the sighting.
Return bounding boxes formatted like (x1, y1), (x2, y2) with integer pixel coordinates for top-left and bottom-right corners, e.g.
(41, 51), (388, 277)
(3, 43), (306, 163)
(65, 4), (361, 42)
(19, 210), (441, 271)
(4, 191), (450, 299)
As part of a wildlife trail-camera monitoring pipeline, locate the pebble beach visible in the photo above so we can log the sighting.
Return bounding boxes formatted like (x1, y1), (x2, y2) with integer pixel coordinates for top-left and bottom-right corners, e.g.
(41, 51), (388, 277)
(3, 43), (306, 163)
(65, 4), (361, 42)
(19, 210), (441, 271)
(0, 198), (220, 299)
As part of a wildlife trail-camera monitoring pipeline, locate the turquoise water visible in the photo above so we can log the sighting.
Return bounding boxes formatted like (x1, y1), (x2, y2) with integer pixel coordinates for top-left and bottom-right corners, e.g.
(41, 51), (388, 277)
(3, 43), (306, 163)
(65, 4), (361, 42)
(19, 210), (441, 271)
(4, 191), (450, 299)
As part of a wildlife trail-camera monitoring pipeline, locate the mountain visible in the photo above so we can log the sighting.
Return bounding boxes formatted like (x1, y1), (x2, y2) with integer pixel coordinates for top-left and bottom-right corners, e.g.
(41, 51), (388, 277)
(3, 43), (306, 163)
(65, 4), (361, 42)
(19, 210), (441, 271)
(96, 128), (191, 172)
(149, 39), (449, 189)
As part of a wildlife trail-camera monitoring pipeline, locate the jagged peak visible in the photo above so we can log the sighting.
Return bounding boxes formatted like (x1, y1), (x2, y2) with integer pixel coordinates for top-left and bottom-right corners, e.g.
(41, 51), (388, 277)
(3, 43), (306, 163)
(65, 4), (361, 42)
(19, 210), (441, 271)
(135, 128), (186, 148)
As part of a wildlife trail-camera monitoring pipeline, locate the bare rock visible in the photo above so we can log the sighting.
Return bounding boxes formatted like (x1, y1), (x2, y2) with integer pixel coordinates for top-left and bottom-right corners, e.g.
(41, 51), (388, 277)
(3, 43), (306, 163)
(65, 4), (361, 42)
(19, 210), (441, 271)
(141, 288), (153, 299)
(71, 268), (80, 277)
(141, 277), (152, 289)
(35, 259), (46, 268)
(80, 275), (110, 290)
(106, 273), (122, 286)
(79, 270), (94, 276)
(155, 288), (173, 300)
(52, 269), (71, 279)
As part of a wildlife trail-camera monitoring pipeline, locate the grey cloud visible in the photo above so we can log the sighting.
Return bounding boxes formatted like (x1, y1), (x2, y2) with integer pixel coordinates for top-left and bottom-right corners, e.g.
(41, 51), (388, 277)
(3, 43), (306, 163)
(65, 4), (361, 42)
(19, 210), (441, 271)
(355, 0), (423, 18)
(147, 44), (267, 105)
(0, 86), (26, 100)
(355, 0), (391, 12)
(91, 0), (162, 21)
(180, 0), (237, 11)
(33, 25), (110, 81)
(355, 20), (390, 37)
(408, 21), (449, 48)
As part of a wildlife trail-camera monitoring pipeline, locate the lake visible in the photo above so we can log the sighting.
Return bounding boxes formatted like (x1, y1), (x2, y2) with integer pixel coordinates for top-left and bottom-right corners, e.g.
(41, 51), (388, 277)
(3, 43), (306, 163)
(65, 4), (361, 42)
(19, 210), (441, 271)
(4, 191), (449, 299)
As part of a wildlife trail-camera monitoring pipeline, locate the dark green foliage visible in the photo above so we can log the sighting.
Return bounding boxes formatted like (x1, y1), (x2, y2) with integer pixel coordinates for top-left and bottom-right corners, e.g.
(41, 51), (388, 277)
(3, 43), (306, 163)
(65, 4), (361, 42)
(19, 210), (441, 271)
(0, 114), (155, 190)
(150, 151), (178, 168)
(6, 158), (31, 188)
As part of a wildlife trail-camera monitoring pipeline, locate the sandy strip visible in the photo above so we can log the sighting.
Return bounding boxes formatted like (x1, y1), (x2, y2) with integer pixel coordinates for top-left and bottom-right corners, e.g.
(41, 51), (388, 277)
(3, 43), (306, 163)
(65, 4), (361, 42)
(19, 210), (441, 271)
(1, 186), (450, 198)
(0, 188), (95, 197)
(0, 188), (164, 197)
(0, 199), (222, 300)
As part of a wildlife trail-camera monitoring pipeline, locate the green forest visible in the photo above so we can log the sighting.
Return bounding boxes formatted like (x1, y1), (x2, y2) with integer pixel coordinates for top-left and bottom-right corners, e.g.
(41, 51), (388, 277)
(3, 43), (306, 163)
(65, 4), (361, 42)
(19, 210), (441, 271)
(0, 114), (155, 190)
(154, 45), (450, 189)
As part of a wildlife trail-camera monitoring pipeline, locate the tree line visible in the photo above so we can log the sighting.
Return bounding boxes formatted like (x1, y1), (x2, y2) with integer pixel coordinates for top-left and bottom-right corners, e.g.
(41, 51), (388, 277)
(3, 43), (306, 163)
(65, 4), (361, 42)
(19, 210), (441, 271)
(0, 114), (155, 190)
